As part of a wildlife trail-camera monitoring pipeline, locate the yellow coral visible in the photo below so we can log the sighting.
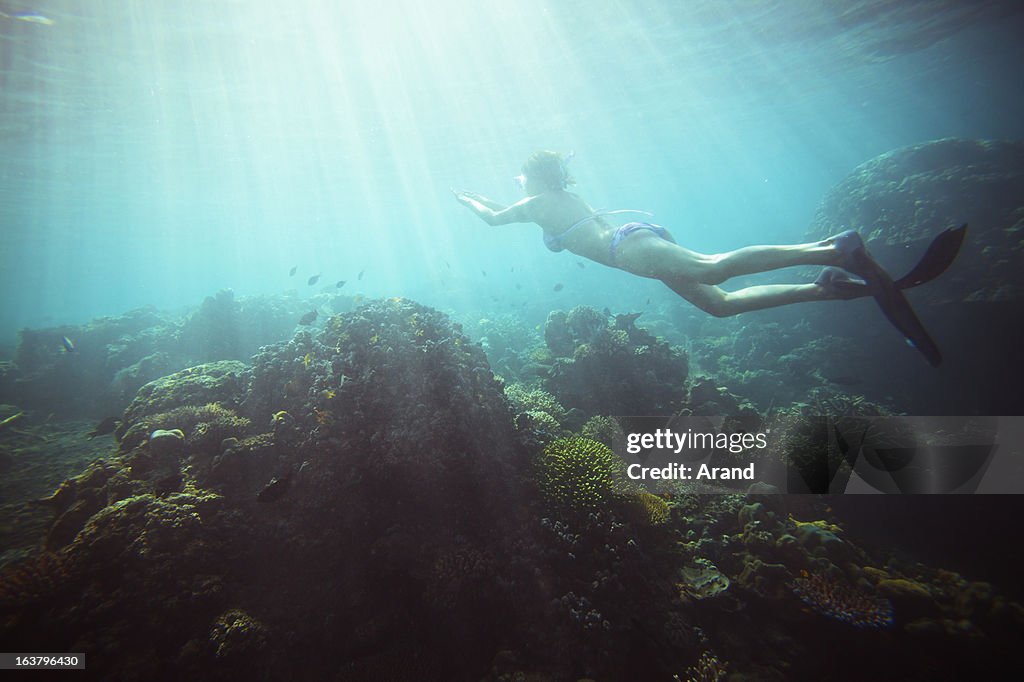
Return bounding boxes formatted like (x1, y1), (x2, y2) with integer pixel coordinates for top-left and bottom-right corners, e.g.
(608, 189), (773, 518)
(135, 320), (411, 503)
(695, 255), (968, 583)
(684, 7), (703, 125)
(535, 437), (629, 512)
(635, 492), (670, 525)
(789, 515), (843, 534)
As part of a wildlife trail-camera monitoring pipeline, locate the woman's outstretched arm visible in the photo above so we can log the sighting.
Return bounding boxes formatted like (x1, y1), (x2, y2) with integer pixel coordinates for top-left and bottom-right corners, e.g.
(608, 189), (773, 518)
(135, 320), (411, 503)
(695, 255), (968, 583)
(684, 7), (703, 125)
(453, 189), (532, 226)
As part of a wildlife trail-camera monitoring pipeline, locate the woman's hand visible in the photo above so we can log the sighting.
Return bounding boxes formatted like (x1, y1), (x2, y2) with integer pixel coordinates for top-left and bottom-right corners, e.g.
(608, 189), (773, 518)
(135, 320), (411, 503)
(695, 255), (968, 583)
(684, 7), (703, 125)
(452, 188), (519, 224)
(452, 188), (486, 207)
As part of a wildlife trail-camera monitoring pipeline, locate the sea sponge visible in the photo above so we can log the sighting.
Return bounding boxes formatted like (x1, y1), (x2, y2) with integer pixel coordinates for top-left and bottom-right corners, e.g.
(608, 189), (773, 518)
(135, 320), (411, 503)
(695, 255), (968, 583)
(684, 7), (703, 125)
(535, 437), (629, 512)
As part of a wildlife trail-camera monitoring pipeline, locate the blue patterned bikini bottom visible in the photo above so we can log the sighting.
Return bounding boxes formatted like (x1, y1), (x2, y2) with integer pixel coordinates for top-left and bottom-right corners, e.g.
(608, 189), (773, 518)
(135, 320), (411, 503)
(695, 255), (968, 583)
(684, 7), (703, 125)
(609, 222), (676, 266)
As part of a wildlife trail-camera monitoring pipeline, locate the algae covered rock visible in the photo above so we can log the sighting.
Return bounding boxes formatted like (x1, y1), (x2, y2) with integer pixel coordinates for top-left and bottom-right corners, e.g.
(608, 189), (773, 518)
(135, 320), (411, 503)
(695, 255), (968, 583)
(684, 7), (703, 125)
(116, 360), (248, 439)
(2, 298), (536, 681)
(807, 137), (1024, 304)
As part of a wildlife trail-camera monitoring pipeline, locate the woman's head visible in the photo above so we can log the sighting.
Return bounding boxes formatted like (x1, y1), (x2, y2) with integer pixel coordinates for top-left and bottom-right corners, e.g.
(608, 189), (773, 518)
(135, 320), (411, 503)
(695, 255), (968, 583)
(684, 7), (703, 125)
(517, 150), (575, 194)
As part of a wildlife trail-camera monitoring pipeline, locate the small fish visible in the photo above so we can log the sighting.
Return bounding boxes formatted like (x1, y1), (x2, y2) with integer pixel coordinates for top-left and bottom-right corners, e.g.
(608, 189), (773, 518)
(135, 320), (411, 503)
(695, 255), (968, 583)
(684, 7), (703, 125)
(307, 274), (321, 286)
(646, 298), (651, 305)
(258, 472), (293, 503)
(357, 270), (365, 281)
(553, 283), (564, 292)
(444, 260), (451, 269)
(289, 266), (297, 276)
(515, 283), (522, 290)
(0, 11), (54, 25)
(336, 280), (346, 289)
(510, 266), (515, 272)
(303, 352), (313, 367)
(481, 270), (487, 277)
(61, 336), (76, 353)
(298, 310), (318, 325)
(576, 261), (585, 269)
(87, 417), (119, 439)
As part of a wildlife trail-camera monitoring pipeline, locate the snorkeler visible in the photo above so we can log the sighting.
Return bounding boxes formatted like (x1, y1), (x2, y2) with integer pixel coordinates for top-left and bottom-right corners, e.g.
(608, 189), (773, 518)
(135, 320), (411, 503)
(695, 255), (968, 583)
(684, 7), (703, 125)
(453, 151), (964, 366)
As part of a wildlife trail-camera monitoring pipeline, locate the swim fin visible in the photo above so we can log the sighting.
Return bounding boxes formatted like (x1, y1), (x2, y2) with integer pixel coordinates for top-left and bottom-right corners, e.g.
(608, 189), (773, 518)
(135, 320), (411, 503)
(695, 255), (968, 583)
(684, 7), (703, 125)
(819, 224), (968, 300)
(874, 273), (943, 366)
(834, 230), (945, 367)
(894, 224), (967, 290)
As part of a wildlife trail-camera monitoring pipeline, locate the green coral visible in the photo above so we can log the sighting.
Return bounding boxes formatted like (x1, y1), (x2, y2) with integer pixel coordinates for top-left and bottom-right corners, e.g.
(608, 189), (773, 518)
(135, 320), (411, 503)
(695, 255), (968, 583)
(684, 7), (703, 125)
(635, 492), (670, 525)
(535, 437), (629, 512)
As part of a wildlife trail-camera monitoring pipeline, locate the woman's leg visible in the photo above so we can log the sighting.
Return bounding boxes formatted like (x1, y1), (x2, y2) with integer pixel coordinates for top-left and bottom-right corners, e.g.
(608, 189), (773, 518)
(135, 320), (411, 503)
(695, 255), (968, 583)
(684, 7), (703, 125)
(662, 276), (864, 317)
(616, 233), (844, 285)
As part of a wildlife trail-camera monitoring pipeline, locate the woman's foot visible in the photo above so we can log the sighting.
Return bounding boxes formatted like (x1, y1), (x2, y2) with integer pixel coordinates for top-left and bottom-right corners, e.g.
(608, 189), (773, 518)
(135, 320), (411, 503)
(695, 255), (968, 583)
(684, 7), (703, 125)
(815, 266), (872, 300)
(830, 229), (882, 281)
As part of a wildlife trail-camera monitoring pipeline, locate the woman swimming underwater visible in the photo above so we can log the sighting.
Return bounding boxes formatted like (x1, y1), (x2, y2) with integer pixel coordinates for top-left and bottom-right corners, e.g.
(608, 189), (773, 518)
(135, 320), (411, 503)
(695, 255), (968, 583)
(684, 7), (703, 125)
(454, 151), (964, 365)
(453, 150), (883, 317)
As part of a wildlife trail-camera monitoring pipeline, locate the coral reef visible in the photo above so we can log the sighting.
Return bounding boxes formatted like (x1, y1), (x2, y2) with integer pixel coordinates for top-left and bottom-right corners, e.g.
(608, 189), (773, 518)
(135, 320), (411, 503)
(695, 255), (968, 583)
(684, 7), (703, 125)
(807, 138), (1024, 304)
(505, 383), (571, 444)
(534, 437), (629, 514)
(0, 291), (350, 418)
(679, 650), (729, 682)
(804, 138), (1024, 414)
(790, 570), (894, 629)
(1, 298), (537, 681)
(464, 314), (545, 382)
(541, 306), (688, 416)
(2, 295), (1022, 681)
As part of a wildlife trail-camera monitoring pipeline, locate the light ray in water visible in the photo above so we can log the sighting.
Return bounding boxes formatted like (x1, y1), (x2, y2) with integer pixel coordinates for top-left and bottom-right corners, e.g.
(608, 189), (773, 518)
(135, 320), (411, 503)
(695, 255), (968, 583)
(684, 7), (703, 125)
(0, 10), (55, 25)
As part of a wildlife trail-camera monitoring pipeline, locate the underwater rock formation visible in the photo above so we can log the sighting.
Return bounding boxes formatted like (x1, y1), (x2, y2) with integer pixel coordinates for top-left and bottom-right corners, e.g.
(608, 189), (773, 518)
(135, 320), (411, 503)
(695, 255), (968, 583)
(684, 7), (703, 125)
(0, 291), (346, 418)
(541, 306), (688, 416)
(805, 138), (1024, 414)
(0, 298), (540, 681)
(808, 138), (1024, 304)
(468, 314), (545, 381)
(8, 307), (175, 416)
(3, 297), (1023, 681)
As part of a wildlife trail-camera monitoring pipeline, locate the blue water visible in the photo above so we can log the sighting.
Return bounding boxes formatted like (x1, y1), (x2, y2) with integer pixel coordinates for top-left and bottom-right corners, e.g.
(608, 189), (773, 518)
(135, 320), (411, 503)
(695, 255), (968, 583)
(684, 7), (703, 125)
(2, 0), (1023, 346)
